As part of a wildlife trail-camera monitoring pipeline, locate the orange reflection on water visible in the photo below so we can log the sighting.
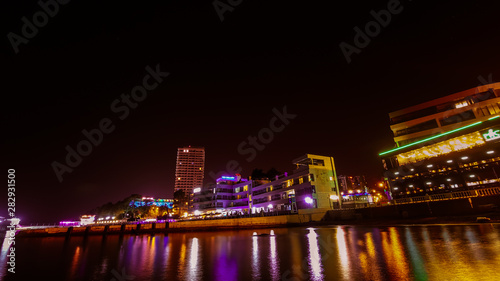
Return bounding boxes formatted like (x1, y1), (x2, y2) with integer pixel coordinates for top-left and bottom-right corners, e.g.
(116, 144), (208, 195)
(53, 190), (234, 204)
(380, 228), (410, 280)
(177, 237), (187, 280)
(336, 226), (351, 280)
(69, 246), (81, 280)
(363, 232), (382, 280)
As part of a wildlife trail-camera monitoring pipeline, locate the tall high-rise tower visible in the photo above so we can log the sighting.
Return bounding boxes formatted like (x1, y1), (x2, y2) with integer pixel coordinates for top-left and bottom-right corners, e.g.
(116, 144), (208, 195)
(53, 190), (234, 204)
(174, 146), (205, 194)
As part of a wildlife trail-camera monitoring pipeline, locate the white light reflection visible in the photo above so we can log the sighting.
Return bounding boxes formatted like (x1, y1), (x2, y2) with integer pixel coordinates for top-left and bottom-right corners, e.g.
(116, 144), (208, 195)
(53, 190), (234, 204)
(252, 236), (261, 280)
(269, 233), (280, 281)
(336, 226), (350, 280)
(307, 227), (324, 281)
(187, 237), (201, 281)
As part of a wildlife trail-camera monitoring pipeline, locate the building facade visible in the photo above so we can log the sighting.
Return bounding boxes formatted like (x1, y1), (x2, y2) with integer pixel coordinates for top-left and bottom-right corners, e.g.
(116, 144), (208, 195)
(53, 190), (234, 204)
(380, 83), (500, 199)
(337, 175), (368, 192)
(174, 146), (205, 194)
(389, 83), (500, 147)
(129, 197), (174, 208)
(192, 154), (342, 214)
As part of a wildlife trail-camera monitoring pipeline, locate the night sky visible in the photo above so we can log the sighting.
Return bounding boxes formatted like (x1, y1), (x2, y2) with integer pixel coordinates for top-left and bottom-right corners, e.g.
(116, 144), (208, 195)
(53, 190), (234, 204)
(2, 0), (499, 223)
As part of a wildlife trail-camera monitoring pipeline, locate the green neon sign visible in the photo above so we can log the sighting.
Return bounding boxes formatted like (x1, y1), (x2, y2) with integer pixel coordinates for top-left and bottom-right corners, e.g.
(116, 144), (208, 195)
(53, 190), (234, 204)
(483, 128), (500, 141)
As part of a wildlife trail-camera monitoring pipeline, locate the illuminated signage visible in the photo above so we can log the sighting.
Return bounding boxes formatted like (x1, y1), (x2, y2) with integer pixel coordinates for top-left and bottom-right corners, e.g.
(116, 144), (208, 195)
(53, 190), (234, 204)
(217, 176), (237, 182)
(193, 187), (201, 193)
(482, 128), (500, 142)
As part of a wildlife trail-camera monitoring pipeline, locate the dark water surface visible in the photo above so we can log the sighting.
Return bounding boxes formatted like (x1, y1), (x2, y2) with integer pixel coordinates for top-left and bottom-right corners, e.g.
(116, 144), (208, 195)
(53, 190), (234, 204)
(2, 224), (500, 280)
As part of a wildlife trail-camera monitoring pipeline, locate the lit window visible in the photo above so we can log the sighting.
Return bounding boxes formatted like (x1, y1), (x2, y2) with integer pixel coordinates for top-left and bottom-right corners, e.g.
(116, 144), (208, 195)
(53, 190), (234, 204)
(455, 100), (468, 108)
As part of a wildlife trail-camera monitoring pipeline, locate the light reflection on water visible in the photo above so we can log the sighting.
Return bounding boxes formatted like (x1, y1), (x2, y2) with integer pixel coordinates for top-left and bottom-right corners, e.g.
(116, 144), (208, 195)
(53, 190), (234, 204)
(306, 227), (323, 281)
(2, 224), (500, 281)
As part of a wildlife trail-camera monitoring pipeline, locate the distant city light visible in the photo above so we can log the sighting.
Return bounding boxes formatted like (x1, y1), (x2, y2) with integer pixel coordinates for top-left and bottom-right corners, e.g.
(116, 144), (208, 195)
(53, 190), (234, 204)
(461, 156), (469, 160)
(469, 174), (475, 178)
(447, 179), (451, 181)
(426, 164), (433, 168)
(194, 210), (201, 216)
(447, 160), (453, 163)
(305, 197), (313, 204)
(330, 195), (339, 200)
(394, 172), (399, 175)
(193, 187), (201, 193)
(268, 204), (273, 209)
(487, 150), (495, 154)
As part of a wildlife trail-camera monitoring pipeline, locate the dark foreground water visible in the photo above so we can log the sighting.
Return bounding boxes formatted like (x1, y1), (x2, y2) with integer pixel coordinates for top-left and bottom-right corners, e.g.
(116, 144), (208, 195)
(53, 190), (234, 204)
(2, 224), (500, 280)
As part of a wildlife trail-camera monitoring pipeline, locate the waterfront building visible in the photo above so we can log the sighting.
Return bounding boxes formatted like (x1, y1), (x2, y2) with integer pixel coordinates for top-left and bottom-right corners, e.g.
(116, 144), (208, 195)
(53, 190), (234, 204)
(129, 197), (174, 208)
(337, 175), (372, 208)
(174, 146), (205, 194)
(380, 83), (500, 199)
(192, 154), (342, 214)
(388, 83), (500, 147)
(337, 175), (368, 192)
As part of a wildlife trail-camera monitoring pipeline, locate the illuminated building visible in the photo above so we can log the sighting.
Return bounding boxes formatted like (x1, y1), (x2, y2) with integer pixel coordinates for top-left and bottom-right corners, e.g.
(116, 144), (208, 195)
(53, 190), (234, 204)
(174, 146), (205, 194)
(337, 175), (367, 192)
(192, 154), (342, 214)
(80, 215), (95, 226)
(129, 197), (174, 208)
(192, 174), (260, 214)
(389, 83), (500, 147)
(380, 83), (500, 199)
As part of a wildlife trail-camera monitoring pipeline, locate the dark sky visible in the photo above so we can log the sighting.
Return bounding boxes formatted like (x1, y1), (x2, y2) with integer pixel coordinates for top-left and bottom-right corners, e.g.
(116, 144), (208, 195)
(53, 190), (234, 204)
(2, 0), (499, 223)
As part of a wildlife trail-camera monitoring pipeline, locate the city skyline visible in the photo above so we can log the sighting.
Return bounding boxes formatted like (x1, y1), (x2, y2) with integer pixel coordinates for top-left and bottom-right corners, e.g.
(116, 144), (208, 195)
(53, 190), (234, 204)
(2, 1), (500, 224)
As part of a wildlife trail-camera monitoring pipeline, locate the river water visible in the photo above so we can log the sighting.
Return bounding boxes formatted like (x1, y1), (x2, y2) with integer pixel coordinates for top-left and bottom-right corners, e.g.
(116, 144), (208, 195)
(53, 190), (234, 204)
(1, 224), (500, 280)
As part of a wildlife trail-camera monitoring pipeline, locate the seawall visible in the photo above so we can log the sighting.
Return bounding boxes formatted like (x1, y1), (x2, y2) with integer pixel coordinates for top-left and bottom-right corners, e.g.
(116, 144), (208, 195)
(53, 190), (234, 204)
(325, 194), (500, 222)
(14, 208), (330, 238)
